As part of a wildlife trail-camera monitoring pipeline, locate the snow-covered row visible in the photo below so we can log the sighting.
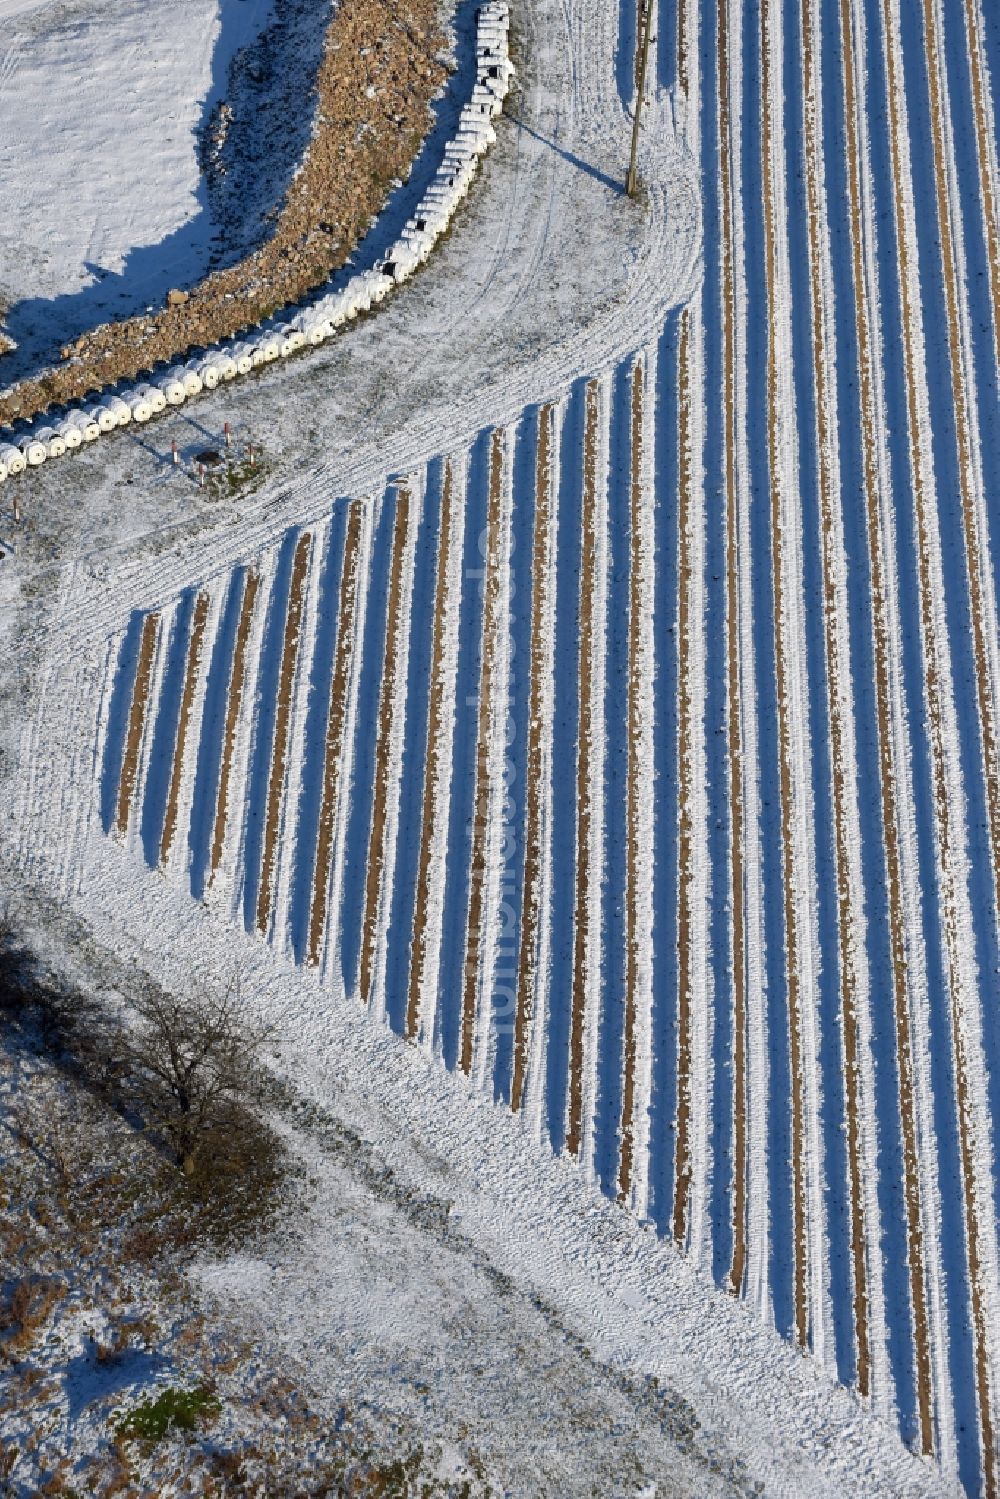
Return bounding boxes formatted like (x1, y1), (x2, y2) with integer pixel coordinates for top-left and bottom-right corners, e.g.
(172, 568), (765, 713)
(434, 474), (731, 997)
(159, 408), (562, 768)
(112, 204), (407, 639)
(0, 2), (513, 485)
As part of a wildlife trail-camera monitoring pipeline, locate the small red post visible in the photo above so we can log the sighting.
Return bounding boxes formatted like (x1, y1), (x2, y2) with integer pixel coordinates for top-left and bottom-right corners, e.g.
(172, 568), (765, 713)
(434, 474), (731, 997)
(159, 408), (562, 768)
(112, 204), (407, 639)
(197, 464), (205, 489)
(172, 439), (179, 466)
(224, 421), (231, 449)
(248, 442), (254, 466)
(13, 493), (20, 526)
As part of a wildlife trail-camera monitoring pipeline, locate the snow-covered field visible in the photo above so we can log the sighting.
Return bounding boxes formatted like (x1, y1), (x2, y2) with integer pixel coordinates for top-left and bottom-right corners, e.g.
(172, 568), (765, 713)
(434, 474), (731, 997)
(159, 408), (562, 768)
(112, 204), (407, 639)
(3, 0), (1000, 1491)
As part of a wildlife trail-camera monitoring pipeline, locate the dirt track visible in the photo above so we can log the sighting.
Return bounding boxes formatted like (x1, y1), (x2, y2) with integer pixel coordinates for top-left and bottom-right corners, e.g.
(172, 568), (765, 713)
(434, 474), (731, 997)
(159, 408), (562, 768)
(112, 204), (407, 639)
(0, 0), (445, 430)
(800, 0), (870, 1394)
(617, 361), (644, 1203)
(159, 592), (210, 867)
(308, 504), (364, 968)
(256, 531), (312, 935)
(210, 570), (261, 880)
(358, 488), (412, 1006)
(760, 0), (808, 1352)
(838, 0), (932, 1447)
(673, 315), (695, 1247)
(114, 612), (160, 836)
(460, 431), (505, 1076)
(566, 382), (600, 1158)
(406, 464), (457, 1039)
(511, 406), (555, 1113)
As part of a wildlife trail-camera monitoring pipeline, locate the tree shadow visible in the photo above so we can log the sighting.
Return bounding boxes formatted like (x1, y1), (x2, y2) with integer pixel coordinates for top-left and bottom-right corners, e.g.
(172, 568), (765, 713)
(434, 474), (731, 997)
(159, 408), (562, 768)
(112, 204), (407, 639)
(1, 0), (331, 388)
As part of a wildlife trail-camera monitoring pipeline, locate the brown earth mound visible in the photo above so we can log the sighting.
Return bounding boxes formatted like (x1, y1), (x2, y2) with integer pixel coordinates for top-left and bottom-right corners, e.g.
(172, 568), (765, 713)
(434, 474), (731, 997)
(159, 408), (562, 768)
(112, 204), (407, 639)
(0, 0), (447, 429)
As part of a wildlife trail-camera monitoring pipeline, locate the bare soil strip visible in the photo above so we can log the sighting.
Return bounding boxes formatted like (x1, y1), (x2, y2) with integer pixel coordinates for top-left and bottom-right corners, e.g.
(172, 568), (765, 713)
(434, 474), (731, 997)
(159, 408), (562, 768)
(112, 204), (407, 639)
(460, 433), (505, 1075)
(566, 384), (600, 1157)
(916, 0), (998, 1479)
(712, 0), (749, 1292)
(671, 316), (696, 1243)
(617, 363), (645, 1202)
(406, 465), (456, 1038)
(759, 0), (809, 1350)
(839, 0), (933, 1448)
(307, 504), (365, 968)
(256, 531), (312, 935)
(760, 0), (809, 1350)
(800, 0), (871, 1393)
(159, 593), (210, 867)
(210, 570), (261, 880)
(511, 407), (555, 1112)
(961, 0), (1000, 369)
(358, 489), (412, 1006)
(114, 612), (160, 836)
(0, 0), (446, 428)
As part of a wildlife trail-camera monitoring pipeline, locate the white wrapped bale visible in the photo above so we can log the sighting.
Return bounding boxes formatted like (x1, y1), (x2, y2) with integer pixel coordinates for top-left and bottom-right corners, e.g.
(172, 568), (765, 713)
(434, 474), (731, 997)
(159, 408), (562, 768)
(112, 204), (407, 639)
(195, 360), (220, 390)
(257, 332), (282, 361)
(107, 396), (132, 426)
(127, 392), (153, 423)
(37, 426), (67, 458)
(1, 443), (26, 476)
(215, 352), (238, 381)
(137, 383), (167, 414)
(178, 365), (203, 397)
(91, 403), (119, 433)
(56, 419), (83, 451)
(281, 328), (306, 355)
(230, 343), (254, 375)
(157, 372), (188, 406)
(20, 435), (47, 467)
(69, 410), (101, 442)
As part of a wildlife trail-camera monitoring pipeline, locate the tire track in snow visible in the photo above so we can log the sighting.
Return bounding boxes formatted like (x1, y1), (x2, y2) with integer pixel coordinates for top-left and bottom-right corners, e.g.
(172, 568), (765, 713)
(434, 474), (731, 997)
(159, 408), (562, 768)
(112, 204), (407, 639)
(158, 591), (210, 867)
(114, 611), (160, 837)
(307, 503), (365, 970)
(256, 531), (312, 936)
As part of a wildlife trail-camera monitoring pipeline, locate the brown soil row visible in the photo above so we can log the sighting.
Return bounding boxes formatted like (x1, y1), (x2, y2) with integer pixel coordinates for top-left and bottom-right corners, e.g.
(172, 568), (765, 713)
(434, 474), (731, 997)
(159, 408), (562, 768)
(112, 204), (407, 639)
(0, 0), (446, 430)
(915, 0), (998, 1481)
(159, 592), (210, 867)
(307, 503), (365, 968)
(962, 0), (1000, 377)
(838, 0), (933, 1448)
(460, 431), (505, 1076)
(565, 383), (600, 1158)
(256, 531), (312, 935)
(672, 314), (696, 1245)
(715, 0), (749, 1295)
(210, 570), (261, 880)
(358, 488), (412, 1005)
(800, 0), (870, 1394)
(617, 363), (645, 1203)
(510, 406), (555, 1112)
(406, 463), (456, 1038)
(760, 0), (808, 1351)
(114, 612), (160, 835)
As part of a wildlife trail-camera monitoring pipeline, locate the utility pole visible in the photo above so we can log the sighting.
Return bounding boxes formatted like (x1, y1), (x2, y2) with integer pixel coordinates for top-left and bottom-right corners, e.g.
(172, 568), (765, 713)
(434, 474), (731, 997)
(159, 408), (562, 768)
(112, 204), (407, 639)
(626, 0), (655, 198)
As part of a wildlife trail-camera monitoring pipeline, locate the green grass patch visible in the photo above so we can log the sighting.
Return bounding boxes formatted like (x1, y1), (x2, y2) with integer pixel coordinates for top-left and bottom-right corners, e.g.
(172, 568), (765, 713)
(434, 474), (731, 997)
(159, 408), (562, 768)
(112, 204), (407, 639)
(116, 1383), (220, 1442)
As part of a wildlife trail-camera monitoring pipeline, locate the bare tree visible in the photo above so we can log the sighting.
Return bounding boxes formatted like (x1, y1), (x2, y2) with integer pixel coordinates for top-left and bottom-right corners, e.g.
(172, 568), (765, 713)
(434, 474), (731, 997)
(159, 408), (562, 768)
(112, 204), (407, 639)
(127, 974), (276, 1178)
